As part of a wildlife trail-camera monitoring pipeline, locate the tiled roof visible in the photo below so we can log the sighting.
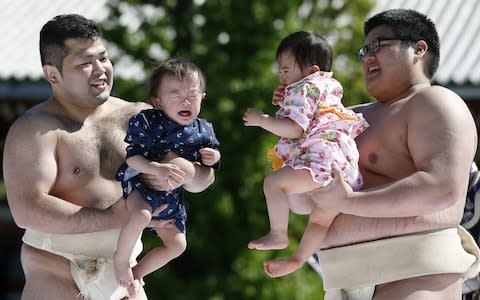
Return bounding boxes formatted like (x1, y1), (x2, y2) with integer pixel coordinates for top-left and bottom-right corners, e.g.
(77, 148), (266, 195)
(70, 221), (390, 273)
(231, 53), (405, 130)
(372, 0), (480, 87)
(1, 0), (479, 88)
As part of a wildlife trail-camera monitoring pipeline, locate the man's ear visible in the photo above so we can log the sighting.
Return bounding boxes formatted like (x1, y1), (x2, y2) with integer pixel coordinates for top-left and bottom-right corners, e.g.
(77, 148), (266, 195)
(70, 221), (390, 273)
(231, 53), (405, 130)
(43, 65), (61, 84)
(414, 40), (428, 56)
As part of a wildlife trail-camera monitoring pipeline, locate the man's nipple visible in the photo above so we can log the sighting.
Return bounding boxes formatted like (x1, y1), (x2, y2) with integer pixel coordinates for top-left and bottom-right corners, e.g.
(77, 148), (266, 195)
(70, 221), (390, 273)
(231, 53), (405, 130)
(73, 167), (81, 175)
(368, 153), (378, 164)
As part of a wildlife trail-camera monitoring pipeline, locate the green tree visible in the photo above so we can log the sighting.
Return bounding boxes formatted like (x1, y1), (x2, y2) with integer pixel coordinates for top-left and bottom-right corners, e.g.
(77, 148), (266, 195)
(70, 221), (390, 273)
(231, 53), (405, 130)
(100, 0), (373, 299)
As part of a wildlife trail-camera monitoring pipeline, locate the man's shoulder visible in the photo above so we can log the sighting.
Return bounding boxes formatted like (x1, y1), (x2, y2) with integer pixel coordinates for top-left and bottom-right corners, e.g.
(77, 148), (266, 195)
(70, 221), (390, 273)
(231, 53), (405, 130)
(404, 85), (473, 130)
(9, 101), (58, 133)
(407, 85), (464, 111)
(5, 101), (62, 151)
(107, 97), (152, 119)
(351, 101), (376, 114)
(412, 85), (460, 101)
(108, 96), (151, 110)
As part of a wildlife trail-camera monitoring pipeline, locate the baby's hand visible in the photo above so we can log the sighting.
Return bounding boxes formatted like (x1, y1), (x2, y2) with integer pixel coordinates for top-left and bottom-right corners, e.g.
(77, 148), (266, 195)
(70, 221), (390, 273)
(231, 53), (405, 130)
(272, 84), (285, 106)
(243, 108), (268, 127)
(199, 148), (221, 166)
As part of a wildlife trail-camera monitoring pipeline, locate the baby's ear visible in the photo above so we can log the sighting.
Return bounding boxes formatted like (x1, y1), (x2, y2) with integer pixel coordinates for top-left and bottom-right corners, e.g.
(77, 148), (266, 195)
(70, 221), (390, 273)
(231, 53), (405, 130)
(150, 96), (161, 108)
(310, 65), (320, 74)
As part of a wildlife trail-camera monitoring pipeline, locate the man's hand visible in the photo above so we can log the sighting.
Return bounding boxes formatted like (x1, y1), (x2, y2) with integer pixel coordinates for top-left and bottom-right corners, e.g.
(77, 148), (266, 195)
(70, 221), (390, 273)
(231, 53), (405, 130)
(141, 162), (185, 190)
(243, 108), (269, 127)
(307, 164), (353, 211)
(272, 84), (285, 106)
(199, 148), (220, 166)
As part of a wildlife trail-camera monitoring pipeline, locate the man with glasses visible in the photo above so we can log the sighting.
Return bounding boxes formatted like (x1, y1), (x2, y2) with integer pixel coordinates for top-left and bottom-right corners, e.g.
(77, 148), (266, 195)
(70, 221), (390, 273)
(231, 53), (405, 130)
(303, 8), (480, 300)
(357, 36), (415, 62)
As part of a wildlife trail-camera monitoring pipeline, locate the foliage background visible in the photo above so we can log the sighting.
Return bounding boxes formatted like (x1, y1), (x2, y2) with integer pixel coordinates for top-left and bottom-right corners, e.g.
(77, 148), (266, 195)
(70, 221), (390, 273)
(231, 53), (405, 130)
(100, 0), (374, 299)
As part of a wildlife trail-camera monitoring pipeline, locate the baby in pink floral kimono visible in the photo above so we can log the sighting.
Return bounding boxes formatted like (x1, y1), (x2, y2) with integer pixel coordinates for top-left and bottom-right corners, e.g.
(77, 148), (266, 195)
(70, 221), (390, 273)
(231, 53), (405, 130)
(243, 30), (369, 277)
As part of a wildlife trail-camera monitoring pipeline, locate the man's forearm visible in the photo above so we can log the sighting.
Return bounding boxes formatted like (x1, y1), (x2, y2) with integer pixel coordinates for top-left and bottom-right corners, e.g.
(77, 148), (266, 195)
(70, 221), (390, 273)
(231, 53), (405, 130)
(346, 172), (460, 218)
(16, 196), (121, 234)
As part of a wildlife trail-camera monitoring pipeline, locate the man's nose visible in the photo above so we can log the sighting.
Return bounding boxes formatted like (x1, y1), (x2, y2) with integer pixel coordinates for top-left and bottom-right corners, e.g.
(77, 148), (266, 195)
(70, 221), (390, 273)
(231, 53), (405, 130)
(93, 59), (106, 73)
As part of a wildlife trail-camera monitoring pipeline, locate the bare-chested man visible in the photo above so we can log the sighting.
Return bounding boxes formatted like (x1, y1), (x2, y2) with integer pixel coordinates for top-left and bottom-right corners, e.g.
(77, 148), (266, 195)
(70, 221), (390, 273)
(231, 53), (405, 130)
(3, 14), (213, 299)
(314, 9), (478, 300)
(264, 9), (479, 300)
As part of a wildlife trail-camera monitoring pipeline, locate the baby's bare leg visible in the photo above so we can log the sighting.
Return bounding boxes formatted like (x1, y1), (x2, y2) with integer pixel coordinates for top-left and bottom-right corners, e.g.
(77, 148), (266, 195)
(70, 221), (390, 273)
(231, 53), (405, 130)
(264, 208), (338, 277)
(248, 167), (323, 250)
(288, 193), (314, 215)
(133, 227), (187, 279)
(114, 192), (151, 292)
(184, 163), (214, 192)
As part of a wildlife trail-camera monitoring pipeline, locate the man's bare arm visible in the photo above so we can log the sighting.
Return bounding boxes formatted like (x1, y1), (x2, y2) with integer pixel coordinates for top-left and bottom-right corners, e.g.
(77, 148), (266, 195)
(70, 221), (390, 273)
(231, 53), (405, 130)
(309, 87), (477, 218)
(3, 116), (123, 233)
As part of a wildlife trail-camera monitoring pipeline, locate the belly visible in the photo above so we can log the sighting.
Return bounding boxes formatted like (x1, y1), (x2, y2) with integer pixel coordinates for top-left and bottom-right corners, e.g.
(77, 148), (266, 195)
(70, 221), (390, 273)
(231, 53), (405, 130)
(52, 176), (122, 209)
(322, 167), (464, 248)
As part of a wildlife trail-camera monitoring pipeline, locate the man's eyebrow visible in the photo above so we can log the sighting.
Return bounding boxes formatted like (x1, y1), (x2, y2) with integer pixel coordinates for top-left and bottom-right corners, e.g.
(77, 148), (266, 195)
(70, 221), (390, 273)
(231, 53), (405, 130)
(79, 50), (108, 58)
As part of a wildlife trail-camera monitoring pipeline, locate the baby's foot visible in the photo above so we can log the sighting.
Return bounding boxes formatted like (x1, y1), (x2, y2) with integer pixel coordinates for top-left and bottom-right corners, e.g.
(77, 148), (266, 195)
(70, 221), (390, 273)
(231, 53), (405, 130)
(263, 257), (303, 277)
(248, 232), (288, 250)
(114, 257), (134, 289)
(127, 279), (140, 298)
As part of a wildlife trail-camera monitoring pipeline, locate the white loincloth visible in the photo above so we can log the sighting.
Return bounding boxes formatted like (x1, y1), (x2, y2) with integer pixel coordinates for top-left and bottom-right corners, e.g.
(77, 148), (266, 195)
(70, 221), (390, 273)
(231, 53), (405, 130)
(22, 228), (143, 300)
(317, 226), (480, 300)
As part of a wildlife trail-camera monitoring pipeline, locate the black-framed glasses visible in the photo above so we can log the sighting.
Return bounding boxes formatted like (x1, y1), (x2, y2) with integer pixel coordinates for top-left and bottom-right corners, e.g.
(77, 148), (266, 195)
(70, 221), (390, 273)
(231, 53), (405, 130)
(357, 36), (415, 62)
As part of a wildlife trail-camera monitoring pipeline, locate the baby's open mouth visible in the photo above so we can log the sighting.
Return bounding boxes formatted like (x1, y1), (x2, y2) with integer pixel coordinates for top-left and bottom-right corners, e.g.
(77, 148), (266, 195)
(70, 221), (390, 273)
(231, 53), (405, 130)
(179, 110), (192, 117)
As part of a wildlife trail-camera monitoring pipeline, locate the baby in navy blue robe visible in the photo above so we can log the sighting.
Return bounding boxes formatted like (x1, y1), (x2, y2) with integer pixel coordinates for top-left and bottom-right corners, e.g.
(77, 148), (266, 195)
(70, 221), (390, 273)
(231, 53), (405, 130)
(114, 58), (220, 296)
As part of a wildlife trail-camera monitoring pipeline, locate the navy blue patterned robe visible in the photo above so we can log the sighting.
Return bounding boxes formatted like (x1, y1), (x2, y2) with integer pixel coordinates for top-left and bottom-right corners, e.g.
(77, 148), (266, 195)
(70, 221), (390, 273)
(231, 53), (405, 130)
(116, 109), (220, 233)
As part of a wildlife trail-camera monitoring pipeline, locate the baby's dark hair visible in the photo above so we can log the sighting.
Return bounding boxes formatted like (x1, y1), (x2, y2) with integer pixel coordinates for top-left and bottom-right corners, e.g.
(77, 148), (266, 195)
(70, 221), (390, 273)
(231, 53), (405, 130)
(364, 9), (440, 78)
(147, 58), (206, 99)
(40, 14), (102, 73)
(275, 30), (332, 72)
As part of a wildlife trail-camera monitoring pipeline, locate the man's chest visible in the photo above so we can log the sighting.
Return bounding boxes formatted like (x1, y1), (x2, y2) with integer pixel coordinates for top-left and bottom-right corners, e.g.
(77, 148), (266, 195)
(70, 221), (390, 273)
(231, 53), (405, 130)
(55, 122), (127, 179)
(356, 108), (414, 180)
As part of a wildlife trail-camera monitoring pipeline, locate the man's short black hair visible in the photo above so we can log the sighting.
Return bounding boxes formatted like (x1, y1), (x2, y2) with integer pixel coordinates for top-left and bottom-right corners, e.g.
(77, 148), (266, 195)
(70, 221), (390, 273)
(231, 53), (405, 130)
(39, 14), (102, 73)
(364, 9), (440, 78)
